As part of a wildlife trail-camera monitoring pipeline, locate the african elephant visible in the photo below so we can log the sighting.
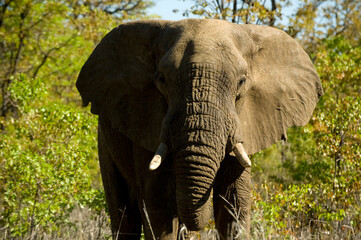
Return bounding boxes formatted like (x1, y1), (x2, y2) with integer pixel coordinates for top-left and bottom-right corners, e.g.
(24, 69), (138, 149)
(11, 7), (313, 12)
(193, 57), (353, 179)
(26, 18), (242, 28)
(76, 19), (323, 239)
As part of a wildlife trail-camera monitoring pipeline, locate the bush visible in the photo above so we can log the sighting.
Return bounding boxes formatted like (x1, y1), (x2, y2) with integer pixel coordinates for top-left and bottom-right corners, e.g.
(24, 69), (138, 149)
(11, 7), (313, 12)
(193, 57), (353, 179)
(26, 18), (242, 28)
(250, 36), (361, 239)
(0, 74), (105, 238)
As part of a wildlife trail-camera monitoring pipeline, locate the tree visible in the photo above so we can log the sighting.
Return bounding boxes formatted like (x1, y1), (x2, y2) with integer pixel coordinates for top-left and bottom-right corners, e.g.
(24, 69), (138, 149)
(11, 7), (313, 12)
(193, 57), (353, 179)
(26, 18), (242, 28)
(183, 0), (281, 25)
(0, 0), (155, 124)
(282, 0), (361, 52)
(0, 0), (155, 237)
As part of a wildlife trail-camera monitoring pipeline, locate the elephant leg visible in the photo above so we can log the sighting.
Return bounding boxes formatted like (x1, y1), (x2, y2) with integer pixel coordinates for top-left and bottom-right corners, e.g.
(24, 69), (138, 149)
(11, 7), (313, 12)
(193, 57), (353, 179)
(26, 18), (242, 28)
(132, 144), (179, 240)
(213, 155), (251, 240)
(98, 118), (142, 239)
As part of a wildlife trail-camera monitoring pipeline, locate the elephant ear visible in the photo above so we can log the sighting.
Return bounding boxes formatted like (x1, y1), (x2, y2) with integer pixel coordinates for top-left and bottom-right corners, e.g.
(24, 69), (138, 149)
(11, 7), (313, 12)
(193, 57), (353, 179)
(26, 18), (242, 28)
(76, 20), (170, 152)
(236, 25), (323, 155)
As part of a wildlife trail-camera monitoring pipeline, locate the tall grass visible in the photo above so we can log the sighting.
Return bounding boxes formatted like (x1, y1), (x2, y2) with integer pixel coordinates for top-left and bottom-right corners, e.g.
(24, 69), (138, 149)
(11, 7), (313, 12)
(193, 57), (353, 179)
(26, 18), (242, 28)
(0, 206), (111, 240)
(2, 195), (360, 239)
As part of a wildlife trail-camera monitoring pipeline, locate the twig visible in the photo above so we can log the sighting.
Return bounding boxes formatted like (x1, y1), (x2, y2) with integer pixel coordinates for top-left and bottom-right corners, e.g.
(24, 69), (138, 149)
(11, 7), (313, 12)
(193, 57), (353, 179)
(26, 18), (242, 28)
(32, 34), (76, 79)
(29, 184), (40, 239)
(34, 196), (56, 227)
(143, 200), (156, 240)
(115, 205), (126, 239)
(341, 225), (355, 235)
(178, 224), (188, 240)
(219, 195), (246, 239)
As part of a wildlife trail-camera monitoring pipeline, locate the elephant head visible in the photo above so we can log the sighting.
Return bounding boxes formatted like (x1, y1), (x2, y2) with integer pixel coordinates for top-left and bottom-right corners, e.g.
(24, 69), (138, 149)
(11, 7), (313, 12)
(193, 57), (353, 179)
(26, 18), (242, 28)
(76, 19), (323, 230)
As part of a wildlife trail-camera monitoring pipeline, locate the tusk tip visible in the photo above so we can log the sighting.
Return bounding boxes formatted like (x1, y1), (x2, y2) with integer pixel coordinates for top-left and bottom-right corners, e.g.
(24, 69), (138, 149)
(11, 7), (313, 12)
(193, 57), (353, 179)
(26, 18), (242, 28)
(238, 152), (251, 168)
(149, 155), (162, 171)
(240, 155), (252, 168)
(149, 143), (168, 171)
(233, 143), (252, 168)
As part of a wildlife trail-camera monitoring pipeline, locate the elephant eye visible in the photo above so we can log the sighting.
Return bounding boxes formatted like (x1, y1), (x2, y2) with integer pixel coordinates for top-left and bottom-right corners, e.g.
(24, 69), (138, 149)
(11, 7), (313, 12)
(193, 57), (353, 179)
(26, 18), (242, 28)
(154, 71), (166, 86)
(236, 75), (247, 100)
(156, 72), (166, 84)
(154, 72), (167, 95)
(238, 75), (246, 87)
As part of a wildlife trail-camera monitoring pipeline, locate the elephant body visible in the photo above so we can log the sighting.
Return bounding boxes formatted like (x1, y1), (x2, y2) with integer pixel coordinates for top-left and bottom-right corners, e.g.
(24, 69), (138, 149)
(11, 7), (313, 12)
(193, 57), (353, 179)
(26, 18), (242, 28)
(77, 19), (323, 239)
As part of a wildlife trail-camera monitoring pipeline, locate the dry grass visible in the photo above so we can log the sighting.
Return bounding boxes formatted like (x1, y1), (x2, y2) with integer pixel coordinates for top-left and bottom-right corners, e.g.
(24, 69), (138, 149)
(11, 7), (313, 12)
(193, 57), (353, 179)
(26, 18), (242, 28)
(2, 203), (359, 239)
(250, 207), (361, 240)
(0, 207), (112, 240)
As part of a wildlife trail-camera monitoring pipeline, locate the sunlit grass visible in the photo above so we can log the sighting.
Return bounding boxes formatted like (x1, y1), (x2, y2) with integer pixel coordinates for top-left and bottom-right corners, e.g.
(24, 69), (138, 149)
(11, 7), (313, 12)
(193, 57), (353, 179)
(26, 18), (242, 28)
(3, 193), (358, 240)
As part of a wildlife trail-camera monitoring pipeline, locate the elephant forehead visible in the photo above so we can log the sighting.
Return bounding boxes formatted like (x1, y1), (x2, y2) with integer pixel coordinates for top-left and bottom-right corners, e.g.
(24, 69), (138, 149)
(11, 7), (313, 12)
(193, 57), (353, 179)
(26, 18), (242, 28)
(157, 33), (246, 78)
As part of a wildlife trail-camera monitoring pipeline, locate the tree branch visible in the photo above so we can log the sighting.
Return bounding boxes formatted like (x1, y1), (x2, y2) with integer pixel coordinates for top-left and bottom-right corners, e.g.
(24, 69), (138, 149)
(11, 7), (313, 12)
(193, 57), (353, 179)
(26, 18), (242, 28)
(103, 0), (142, 15)
(0, 0), (13, 28)
(232, 0), (238, 23)
(215, 0), (224, 18)
(11, 3), (31, 76)
(1, 3), (30, 120)
(269, 0), (277, 26)
(32, 35), (76, 79)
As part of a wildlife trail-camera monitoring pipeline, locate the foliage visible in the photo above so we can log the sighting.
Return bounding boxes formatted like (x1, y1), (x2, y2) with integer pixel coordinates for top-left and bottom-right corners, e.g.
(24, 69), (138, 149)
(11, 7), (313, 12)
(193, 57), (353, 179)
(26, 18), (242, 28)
(0, 0), (157, 119)
(283, 0), (361, 51)
(251, 28), (361, 239)
(183, 0), (283, 25)
(0, 0), (155, 238)
(0, 74), (101, 237)
(252, 182), (359, 238)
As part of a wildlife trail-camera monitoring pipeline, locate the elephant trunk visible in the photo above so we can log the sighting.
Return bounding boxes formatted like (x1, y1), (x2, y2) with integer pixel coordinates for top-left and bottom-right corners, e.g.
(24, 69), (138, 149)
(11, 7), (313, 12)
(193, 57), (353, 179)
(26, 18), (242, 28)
(175, 156), (215, 230)
(168, 63), (233, 230)
(173, 116), (227, 230)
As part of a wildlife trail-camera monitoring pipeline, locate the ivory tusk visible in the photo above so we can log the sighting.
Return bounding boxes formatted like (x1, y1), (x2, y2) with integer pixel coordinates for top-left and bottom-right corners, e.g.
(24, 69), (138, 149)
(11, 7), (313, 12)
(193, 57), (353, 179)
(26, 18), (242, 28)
(149, 143), (168, 171)
(232, 142), (251, 168)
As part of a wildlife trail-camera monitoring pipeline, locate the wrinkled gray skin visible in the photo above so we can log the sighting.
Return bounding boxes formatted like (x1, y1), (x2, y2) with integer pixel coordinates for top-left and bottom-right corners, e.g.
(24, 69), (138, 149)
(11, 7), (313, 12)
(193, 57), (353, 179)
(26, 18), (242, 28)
(76, 19), (323, 239)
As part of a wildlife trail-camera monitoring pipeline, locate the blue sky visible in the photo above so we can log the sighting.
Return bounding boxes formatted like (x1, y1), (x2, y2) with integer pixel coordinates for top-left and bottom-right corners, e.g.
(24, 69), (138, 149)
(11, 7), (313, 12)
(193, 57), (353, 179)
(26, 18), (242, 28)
(147, 0), (196, 20)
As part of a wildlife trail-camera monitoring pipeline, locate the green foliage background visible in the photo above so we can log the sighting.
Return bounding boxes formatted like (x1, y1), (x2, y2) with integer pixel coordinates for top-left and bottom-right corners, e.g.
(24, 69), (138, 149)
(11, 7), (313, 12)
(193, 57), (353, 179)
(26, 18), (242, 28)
(0, 0), (156, 238)
(0, 0), (360, 239)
